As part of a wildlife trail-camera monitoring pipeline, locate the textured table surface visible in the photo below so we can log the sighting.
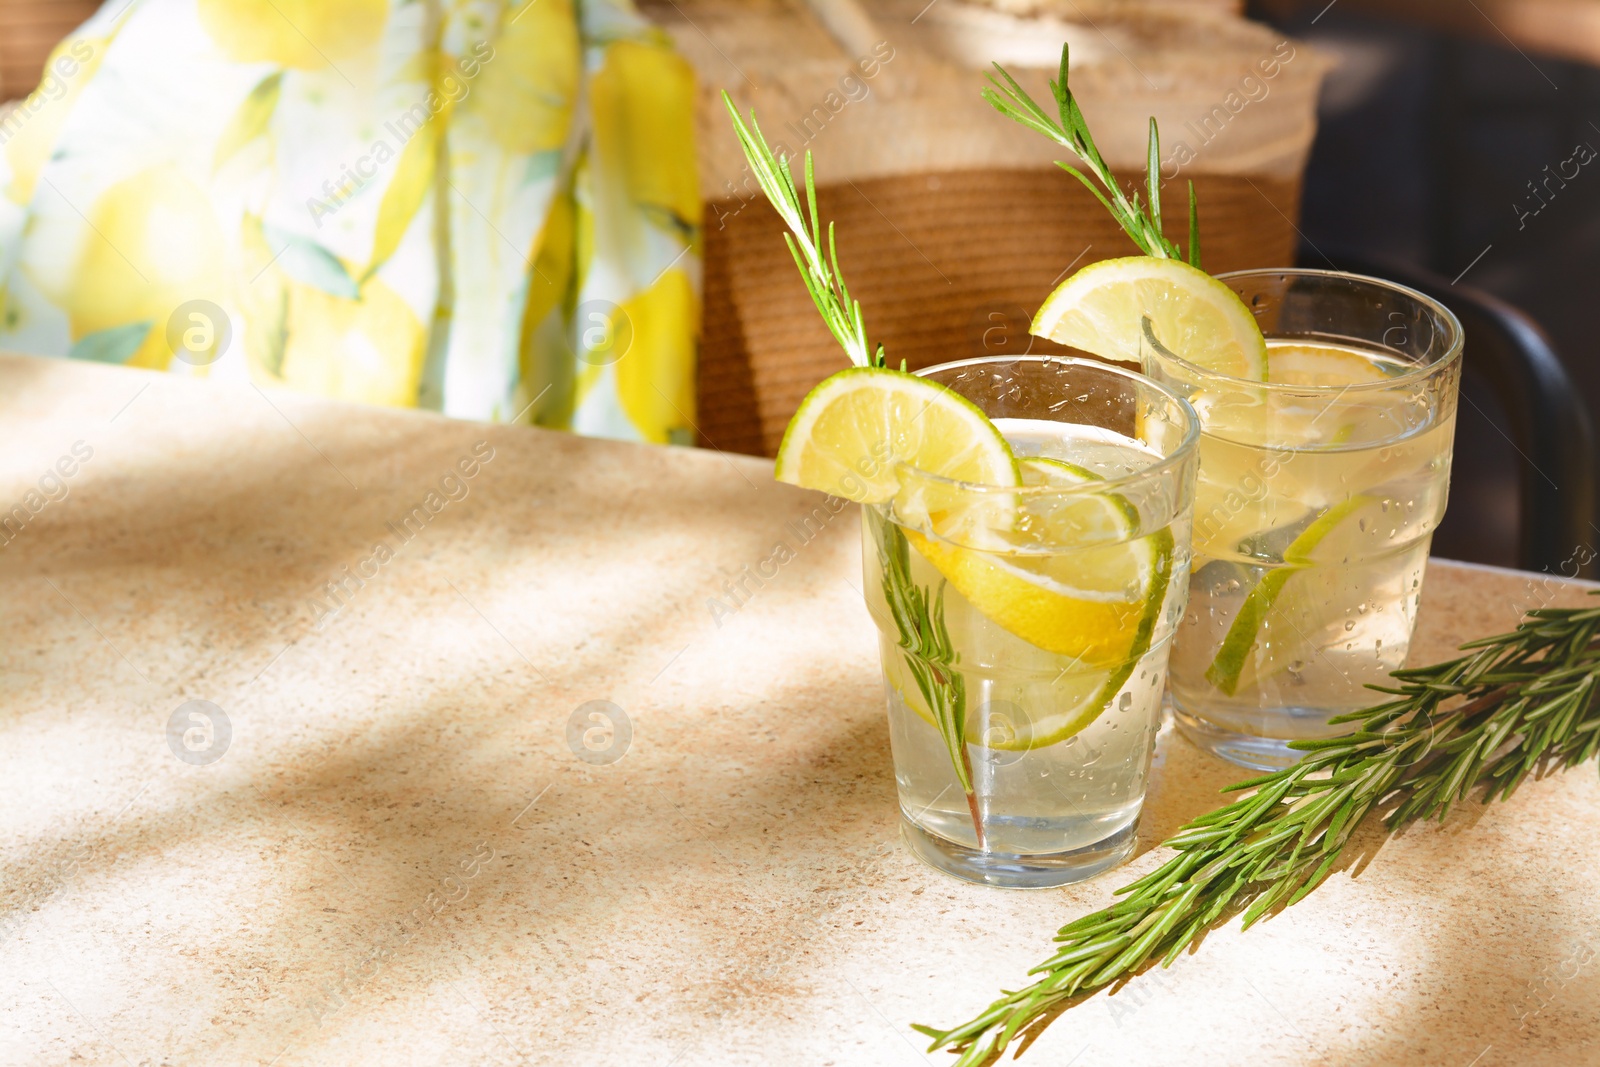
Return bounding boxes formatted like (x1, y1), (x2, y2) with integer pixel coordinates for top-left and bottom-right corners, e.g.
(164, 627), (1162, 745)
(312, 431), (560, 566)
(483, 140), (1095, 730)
(2, 352), (1597, 1067)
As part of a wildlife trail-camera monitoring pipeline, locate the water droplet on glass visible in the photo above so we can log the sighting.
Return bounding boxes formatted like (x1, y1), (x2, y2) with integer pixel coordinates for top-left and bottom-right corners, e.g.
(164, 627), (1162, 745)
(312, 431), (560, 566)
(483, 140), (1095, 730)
(1344, 619), (1355, 631)
(1118, 692), (1133, 712)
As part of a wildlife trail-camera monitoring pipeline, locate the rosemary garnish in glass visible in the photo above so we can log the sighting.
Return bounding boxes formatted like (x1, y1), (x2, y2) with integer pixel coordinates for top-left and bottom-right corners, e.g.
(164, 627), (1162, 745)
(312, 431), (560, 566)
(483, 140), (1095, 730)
(983, 44), (1201, 266)
(724, 94), (986, 841)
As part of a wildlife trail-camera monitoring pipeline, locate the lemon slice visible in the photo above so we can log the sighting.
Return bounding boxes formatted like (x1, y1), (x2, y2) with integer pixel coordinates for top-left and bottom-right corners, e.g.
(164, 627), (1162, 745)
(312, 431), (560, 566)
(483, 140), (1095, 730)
(1267, 342), (1398, 387)
(774, 366), (1018, 503)
(1013, 454), (1141, 552)
(891, 458), (1173, 749)
(1033, 256), (1267, 380)
(906, 458), (1173, 671)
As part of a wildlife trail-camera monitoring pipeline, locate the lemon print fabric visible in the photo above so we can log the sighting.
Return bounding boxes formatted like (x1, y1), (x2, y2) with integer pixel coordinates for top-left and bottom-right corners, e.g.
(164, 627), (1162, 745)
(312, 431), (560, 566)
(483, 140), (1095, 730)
(0, 0), (700, 445)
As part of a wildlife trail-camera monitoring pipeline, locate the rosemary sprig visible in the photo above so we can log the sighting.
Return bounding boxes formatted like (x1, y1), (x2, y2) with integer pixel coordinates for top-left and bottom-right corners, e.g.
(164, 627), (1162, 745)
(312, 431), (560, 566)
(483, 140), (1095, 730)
(724, 93), (984, 840)
(917, 598), (1600, 1064)
(723, 92), (884, 369)
(871, 509), (982, 832)
(983, 44), (1201, 268)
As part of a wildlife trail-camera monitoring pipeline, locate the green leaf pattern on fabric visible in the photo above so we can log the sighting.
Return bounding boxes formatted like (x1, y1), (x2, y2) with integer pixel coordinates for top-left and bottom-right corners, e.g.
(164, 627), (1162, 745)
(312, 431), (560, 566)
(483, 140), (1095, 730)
(212, 71), (282, 173)
(69, 321), (152, 363)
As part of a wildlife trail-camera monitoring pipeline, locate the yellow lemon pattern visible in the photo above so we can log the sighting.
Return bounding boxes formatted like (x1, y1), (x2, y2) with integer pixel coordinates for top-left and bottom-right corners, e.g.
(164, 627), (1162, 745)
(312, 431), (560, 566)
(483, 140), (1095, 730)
(614, 268), (698, 444)
(3, 36), (106, 205)
(462, 0), (581, 154)
(63, 165), (228, 370)
(0, 0), (699, 446)
(195, 0), (388, 70)
(279, 278), (426, 407)
(589, 39), (702, 232)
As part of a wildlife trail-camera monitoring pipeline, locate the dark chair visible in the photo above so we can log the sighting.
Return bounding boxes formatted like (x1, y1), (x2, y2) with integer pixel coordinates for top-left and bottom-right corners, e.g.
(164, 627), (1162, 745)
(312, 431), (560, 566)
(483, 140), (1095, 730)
(1299, 245), (1596, 578)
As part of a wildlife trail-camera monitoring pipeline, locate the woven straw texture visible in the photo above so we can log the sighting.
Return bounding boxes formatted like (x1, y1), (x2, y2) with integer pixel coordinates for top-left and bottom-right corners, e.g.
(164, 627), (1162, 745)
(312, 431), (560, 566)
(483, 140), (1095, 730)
(0, 0), (98, 101)
(650, 0), (1325, 455)
(698, 167), (1301, 456)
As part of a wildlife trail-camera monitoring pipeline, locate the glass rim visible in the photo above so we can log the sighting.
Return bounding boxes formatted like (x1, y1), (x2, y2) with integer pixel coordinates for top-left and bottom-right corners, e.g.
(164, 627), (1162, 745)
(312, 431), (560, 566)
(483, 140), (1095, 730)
(897, 354), (1200, 495)
(1144, 267), (1466, 395)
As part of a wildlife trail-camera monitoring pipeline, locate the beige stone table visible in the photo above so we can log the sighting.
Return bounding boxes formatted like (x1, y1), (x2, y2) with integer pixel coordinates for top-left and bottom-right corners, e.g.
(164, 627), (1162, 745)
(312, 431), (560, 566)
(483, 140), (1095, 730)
(2, 351), (1598, 1067)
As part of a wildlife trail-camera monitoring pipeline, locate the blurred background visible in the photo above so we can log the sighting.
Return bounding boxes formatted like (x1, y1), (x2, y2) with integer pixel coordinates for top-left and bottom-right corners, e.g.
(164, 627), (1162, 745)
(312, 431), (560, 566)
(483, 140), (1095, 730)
(1250, 0), (1600, 573)
(1, 0), (1595, 574)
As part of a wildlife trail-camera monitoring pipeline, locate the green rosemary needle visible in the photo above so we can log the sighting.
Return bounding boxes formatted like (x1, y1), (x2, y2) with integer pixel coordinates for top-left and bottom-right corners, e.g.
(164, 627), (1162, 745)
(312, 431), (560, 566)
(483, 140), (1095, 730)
(723, 92), (884, 370)
(917, 598), (1600, 1065)
(983, 44), (1201, 268)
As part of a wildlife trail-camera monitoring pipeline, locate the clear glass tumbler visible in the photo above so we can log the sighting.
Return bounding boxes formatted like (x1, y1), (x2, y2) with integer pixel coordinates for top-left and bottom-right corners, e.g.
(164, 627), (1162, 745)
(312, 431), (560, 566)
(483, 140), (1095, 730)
(1142, 269), (1463, 770)
(861, 356), (1198, 888)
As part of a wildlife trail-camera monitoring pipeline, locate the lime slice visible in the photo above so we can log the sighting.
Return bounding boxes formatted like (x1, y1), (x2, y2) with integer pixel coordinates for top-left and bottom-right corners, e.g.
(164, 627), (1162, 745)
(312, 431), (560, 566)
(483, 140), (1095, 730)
(1014, 455), (1139, 550)
(774, 366), (1018, 504)
(905, 456), (1173, 669)
(887, 458), (1174, 750)
(986, 675), (1113, 750)
(889, 486), (1173, 749)
(883, 648), (1110, 751)
(1020, 455), (1094, 481)
(1033, 256), (1267, 379)
(1204, 494), (1376, 695)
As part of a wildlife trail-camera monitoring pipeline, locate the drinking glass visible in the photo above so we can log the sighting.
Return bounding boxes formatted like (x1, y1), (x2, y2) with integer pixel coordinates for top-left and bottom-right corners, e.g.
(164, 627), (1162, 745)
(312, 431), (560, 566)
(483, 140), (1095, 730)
(860, 356), (1197, 888)
(1142, 269), (1463, 770)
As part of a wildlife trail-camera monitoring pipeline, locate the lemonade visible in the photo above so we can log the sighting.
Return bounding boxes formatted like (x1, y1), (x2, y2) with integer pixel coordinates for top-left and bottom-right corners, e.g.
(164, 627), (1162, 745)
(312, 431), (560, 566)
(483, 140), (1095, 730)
(769, 354), (1196, 888)
(1166, 339), (1454, 740)
(1142, 271), (1463, 769)
(796, 357), (1197, 888)
(1027, 260), (1462, 770)
(866, 418), (1190, 879)
(723, 80), (1208, 884)
(727, 59), (1460, 898)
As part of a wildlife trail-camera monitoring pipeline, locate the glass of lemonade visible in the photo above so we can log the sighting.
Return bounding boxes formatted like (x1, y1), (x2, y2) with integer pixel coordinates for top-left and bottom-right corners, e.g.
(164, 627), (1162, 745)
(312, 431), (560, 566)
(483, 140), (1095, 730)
(861, 356), (1197, 888)
(1143, 270), (1463, 770)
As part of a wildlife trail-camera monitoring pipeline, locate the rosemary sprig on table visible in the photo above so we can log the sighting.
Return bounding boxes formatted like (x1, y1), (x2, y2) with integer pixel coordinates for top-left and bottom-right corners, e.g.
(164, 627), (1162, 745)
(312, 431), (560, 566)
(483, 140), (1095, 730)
(917, 599), (1600, 1065)
(724, 93), (984, 836)
(984, 44), (1201, 267)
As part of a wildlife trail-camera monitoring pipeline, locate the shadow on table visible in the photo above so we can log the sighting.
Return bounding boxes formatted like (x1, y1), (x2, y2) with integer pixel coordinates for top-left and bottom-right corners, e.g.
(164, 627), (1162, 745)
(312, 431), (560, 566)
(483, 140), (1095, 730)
(4, 371), (1594, 1064)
